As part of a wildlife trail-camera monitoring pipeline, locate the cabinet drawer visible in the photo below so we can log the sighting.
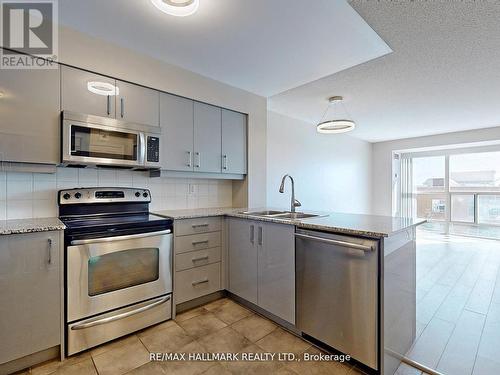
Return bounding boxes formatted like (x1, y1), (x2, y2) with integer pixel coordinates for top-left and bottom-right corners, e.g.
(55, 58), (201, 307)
(175, 247), (221, 271)
(175, 217), (222, 236)
(175, 263), (221, 304)
(175, 232), (221, 254)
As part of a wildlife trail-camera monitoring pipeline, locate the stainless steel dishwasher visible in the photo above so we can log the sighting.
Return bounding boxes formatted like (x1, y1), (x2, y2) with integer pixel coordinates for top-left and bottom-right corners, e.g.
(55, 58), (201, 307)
(295, 229), (379, 370)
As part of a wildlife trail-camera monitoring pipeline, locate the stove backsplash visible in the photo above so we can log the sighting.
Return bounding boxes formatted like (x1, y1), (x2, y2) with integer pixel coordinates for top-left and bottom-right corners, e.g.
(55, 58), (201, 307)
(0, 168), (233, 220)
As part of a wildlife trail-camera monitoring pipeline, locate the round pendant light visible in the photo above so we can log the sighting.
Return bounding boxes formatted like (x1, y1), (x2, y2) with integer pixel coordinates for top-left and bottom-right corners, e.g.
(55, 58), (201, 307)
(87, 81), (119, 96)
(316, 96), (356, 134)
(151, 0), (199, 17)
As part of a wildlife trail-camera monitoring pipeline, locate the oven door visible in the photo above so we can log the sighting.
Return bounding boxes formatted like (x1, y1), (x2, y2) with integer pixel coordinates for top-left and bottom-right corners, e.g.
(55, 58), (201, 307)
(62, 119), (145, 168)
(67, 229), (172, 322)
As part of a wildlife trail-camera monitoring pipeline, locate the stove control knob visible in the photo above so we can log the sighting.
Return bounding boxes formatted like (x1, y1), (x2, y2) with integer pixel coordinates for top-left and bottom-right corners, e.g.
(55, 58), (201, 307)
(74, 192), (82, 199)
(143, 192), (149, 198)
(63, 193), (71, 200)
(135, 192), (141, 197)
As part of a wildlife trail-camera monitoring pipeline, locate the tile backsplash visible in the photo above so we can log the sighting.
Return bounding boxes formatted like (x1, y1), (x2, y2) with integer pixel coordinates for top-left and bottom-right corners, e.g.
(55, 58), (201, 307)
(0, 168), (233, 220)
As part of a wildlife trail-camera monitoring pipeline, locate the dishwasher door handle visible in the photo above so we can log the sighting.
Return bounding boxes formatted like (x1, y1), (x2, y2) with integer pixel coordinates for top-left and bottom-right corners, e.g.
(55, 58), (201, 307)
(295, 233), (374, 252)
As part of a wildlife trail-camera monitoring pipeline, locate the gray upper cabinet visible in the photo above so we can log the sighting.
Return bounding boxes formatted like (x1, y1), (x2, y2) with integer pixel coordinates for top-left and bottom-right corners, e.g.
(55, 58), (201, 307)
(194, 102), (222, 173)
(0, 66), (60, 164)
(228, 218), (258, 304)
(61, 65), (116, 118)
(116, 80), (160, 127)
(222, 109), (247, 174)
(160, 93), (194, 171)
(258, 222), (295, 324)
(0, 231), (61, 365)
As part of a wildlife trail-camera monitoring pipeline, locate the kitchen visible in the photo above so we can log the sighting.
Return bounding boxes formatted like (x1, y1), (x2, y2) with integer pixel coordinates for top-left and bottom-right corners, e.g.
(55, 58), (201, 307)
(1, 1), (500, 375)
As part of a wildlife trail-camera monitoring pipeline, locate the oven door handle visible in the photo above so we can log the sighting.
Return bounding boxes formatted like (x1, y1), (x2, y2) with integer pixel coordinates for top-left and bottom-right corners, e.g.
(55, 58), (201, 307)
(71, 295), (171, 330)
(70, 229), (172, 245)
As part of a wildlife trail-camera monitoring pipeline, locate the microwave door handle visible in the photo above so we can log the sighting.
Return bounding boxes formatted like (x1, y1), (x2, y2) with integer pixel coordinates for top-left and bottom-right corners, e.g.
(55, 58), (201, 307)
(70, 229), (171, 245)
(138, 133), (146, 165)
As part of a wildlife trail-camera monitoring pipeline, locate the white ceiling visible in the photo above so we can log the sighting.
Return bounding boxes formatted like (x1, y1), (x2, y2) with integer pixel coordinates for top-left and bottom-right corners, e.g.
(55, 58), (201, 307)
(58, 0), (391, 97)
(269, 1), (500, 142)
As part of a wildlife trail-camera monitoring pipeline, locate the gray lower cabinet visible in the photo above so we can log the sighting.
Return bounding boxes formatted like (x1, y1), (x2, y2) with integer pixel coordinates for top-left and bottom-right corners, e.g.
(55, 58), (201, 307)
(222, 109), (247, 174)
(0, 65), (60, 164)
(258, 221), (295, 324)
(116, 80), (160, 127)
(228, 218), (258, 304)
(0, 231), (61, 365)
(228, 218), (295, 323)
(61, 65), (116, 118)
(194, 102), (222, 173)
(160, 93), (194, 171)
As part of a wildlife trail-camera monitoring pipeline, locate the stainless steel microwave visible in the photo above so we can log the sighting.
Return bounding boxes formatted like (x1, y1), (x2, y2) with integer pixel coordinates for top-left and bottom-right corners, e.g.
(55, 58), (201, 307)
(61, 111), (161, 169)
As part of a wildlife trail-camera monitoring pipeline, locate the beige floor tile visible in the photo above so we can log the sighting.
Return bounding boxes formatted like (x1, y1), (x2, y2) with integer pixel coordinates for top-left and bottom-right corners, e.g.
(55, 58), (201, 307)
(201, 364), (232, 375)
(175, 306), (209, 322)
(210, 300), (254, 325)
(159, 341), (216, 375)
(256, 328), (311, 355)
(198, 326), (251, 353)
(177, 312), (227, 338)
(140, 321), (194, 353)
(231, 314), (277, 342)
(221, 343), (284, 375)
(52, 358), (97, 375)
(31, 352), (91, 375)
(90, 334), (139, 357)
(126, 361), (166, 374)
(92, 336), (150, 375)
(202, 298), (231, 312)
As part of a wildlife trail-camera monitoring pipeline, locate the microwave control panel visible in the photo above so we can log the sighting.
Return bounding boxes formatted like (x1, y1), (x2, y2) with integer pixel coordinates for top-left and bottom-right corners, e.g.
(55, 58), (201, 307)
(146, 136), (160, 163)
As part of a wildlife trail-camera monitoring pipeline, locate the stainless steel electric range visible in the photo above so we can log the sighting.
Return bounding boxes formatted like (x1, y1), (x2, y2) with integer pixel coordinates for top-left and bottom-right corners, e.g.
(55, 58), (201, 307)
(58, 187), (173, 356)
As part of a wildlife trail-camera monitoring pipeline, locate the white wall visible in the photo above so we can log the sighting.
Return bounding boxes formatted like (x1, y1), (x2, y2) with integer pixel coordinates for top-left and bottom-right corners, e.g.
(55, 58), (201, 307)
(372, 126), (500, 216)
(58, 26), (267, 207)
(0, 169), (233, 220)
(266, 111), (372, 214)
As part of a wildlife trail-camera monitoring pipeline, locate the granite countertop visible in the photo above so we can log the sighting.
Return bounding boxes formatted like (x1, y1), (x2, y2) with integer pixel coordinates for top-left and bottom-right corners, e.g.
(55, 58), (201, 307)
(154, 207), (426, 238)
(0, 217), (66, 235)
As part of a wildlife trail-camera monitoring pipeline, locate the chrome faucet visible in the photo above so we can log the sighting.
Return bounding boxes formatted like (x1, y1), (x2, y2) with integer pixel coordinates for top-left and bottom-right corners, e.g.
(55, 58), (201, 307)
(279, 174), (301, 213)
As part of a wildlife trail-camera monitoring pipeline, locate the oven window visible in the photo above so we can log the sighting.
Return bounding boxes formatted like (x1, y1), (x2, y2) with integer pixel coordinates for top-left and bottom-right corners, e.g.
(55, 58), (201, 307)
(71, 125), (138, 161)
(88, 248), (159, 296)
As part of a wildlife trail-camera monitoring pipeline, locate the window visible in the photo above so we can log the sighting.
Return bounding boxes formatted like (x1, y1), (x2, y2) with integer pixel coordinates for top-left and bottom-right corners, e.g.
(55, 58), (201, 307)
(449, 151), (500, 192)
(413, 156), (446, 220)
(451, 194), (475, 223)
(477, 195), (500, 225)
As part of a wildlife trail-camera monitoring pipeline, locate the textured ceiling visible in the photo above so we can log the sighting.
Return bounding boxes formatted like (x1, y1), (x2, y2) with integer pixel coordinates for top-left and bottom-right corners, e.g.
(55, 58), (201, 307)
(58, 0), (391, 97)
(269, 1), (500, 142)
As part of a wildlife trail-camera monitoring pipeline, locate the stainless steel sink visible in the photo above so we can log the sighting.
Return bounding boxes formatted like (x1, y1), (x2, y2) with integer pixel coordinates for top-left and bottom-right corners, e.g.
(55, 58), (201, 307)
(240, 210), (289, 217)
(240, 210), (322, 219)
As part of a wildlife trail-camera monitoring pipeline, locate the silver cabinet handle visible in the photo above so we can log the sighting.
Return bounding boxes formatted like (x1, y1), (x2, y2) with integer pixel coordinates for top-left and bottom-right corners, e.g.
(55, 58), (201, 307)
(192, 279), (209, 286)
(250, 225), (255, 244)
(223, 154), (228, 170)
(195, 152), (201, 168)
(187, 151), (192, 167)
(295, 233), (374, 252)
(120, 97), (124, 118)
(71, 229), (171, 245)
(71, 295), (171, 330)
(192, 255), (209, 262)
(258, 226), (263, 246)
(47, 238), (52, 264)
(192, 240), (209, 245)
(192, 223), (209, 228)
(106, 95), (111, 115)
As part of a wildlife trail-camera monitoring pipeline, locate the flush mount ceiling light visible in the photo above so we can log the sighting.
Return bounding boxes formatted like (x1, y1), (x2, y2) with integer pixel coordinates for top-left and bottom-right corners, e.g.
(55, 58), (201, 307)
(151, 0), (199, 17)
(316, 96), (356, 134)
(87, 81), (119, 96)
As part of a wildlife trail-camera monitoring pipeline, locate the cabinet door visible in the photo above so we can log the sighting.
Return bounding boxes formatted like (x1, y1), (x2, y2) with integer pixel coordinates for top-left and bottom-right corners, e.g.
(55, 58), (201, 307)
(221, 109), (247, 174)
(61, 66), (116, 118)
(0, 232), (61, 364)
(228, 218), (258, 304)
(0, 66), (60, 164)
(258, 222), (295, 324)
(160, 93), (194, 171)
(116, 80), (160, 126)
(194, 102), (222, 173)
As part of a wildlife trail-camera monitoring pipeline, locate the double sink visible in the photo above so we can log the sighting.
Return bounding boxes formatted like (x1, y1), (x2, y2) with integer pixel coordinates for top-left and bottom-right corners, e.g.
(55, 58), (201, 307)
(240, 210), (325, 220)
